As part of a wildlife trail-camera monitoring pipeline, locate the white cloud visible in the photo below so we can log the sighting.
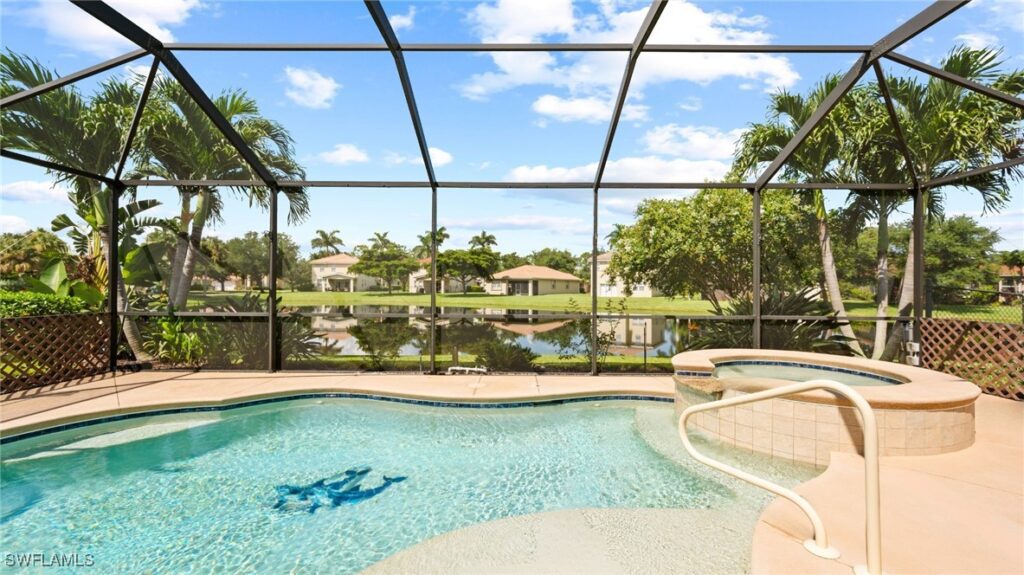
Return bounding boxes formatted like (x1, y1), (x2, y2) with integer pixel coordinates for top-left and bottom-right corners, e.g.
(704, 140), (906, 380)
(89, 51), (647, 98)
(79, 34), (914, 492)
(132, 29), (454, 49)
(678, 97), (703, 112)
(461, 0), (797, 100)
(24, 0), (201, 58)
(0, 180), (70, 203)
(283, 67), (340, 109)
(469, 0), (574, 43)
(506, 155), (730, 183)
(386, 147), (454, 167)
(531, 94), (648, 123)
(599, 192), (694, 216)
(441, 214), (589, 234)
(643, 125), (745, 160)
(389, 6), (416, 31)
(0, 215), (31, 234)
(318, 144), (369, 165)
(429, 147), (453, 167)
(953, 32), (999, 50)
(983, 0), (1024, 34)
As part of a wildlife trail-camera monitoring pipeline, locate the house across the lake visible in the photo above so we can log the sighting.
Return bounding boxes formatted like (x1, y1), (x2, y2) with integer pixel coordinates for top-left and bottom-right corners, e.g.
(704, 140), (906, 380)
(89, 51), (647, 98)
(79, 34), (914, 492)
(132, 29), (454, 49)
(596, 252), (661, 297)
(485, 265), (582, 296)
(310, 253), (379, 292)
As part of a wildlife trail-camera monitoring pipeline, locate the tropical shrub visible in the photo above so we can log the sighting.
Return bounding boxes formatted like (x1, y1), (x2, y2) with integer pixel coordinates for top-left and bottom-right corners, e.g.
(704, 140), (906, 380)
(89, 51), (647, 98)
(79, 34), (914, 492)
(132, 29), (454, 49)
(142, 316), (214, 367)
(23, 259), (103, 306)
(476, 340), (538, 372)
(0, 291), (88, 317)
(207, 292), (323, 368)
(689, 289), (856, 355)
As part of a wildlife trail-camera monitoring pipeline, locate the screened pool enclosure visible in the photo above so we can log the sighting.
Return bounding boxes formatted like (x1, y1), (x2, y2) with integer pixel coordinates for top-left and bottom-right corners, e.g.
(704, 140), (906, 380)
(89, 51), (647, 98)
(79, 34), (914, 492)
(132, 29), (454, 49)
(2, 0), (1021, 380)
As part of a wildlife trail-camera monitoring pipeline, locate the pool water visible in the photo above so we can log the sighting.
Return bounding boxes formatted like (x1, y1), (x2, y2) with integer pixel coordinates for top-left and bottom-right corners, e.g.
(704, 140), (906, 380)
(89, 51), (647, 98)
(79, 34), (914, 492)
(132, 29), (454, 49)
(0, 399), (801, 574)
(714, 361), (901, 386)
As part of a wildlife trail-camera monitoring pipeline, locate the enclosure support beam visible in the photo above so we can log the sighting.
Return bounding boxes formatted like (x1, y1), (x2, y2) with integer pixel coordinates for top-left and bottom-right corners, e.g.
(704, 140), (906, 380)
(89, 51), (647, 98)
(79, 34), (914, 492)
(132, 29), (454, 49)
(162, 42), (875, 53)
(912, 184), (925, 346)
(1, 149), (116, 187)
(873, 62), (920, 188)
(590, 0), (668, 375)
(114, 57), (160, 182)
(108, 183), (123, 372)
(0, 49), (147, 108)
(269, 187), (280, 372)
(886, 52), (1024, 110)
(922, 156), (1024, 188)
(751, 188), (762, 349)
(116, 179), (916, 191)
(754, 0), (967, 191)
(364, 0), (441, 374)
(591, 188), (599, 375)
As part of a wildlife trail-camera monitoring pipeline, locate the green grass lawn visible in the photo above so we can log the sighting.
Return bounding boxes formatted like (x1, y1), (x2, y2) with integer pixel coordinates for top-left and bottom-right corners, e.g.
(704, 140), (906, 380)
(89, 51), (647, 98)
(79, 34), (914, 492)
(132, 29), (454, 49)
(188, 290), (1017, 321)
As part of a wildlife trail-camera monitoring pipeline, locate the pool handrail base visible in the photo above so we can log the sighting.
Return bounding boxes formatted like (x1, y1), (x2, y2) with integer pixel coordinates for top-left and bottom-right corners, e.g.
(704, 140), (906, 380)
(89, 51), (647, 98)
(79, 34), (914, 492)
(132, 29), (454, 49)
(678, 379), (881, 575)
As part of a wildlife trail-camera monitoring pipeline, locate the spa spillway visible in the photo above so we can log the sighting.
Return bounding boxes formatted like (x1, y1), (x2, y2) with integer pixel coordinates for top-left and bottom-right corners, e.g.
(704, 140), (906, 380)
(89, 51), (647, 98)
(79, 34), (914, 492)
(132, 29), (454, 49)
(672, 349), (981, 466)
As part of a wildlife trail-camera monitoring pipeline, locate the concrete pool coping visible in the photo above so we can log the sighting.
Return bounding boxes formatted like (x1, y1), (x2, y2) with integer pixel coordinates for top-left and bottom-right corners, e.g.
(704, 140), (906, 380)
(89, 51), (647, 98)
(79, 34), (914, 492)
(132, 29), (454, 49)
(1, 371), (1019, 574)
(672, 349), (981, 410)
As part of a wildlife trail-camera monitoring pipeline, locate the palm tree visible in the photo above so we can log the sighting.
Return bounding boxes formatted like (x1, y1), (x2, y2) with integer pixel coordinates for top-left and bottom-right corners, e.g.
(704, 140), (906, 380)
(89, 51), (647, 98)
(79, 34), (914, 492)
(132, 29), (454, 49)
(369, 232), (390, 249)
(469, 230), (497, 250)
(829, 86), (911, 356)
(1, 51), (155, 358)
(413, 226), (449, 259)
(311, 229), (343, 256)
(136, 76), (308, 309)
(733, 75), (863, 354)
(877, 46), (1022, 359)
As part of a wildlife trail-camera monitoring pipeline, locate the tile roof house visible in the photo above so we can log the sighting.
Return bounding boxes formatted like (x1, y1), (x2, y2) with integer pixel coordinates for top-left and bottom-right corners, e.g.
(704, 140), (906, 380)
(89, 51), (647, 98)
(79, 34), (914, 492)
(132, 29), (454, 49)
(484, 265), (582, 296)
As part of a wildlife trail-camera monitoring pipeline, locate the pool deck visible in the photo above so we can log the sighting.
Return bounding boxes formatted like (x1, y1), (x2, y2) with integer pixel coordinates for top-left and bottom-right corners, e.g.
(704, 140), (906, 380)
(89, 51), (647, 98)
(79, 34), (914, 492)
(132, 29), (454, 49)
(753, 392), (1023, 574)
(0, 370), (675, 437)
(1, 371), (1021, 574)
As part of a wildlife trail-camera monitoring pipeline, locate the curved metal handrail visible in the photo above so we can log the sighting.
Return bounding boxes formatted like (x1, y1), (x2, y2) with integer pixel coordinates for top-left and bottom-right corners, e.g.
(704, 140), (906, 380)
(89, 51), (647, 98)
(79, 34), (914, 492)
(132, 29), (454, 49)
(677, 379), (881, 575)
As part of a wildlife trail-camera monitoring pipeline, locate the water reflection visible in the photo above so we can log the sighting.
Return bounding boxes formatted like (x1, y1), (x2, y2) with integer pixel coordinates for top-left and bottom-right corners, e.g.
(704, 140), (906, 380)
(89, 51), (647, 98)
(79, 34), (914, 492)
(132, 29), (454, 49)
(284, 305), (713, 373)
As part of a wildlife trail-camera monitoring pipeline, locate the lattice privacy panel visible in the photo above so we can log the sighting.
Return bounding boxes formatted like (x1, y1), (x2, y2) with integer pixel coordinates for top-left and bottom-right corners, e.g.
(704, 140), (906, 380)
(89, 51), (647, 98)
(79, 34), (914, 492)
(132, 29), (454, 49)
(1, 313), (110, 393)
(920, 318), (1024, 400)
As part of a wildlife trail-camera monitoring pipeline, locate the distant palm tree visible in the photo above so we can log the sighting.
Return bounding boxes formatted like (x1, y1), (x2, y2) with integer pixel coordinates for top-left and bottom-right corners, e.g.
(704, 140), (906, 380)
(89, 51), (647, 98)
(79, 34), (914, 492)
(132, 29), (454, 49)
(469, 230), (497, 250)
(370, 232), (391, 249)
(311, 229), (344, 255)
(413, 226), (449, 259)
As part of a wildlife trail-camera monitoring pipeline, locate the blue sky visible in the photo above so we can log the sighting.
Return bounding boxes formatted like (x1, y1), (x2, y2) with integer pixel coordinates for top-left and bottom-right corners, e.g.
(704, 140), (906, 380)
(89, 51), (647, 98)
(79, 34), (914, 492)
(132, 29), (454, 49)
(1, 0), (1021, 260)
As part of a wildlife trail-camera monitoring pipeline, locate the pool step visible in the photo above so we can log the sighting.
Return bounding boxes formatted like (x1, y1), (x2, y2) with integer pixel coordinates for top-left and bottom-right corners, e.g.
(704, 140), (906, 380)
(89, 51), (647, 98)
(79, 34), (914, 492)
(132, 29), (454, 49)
(363, 507), (753, 575)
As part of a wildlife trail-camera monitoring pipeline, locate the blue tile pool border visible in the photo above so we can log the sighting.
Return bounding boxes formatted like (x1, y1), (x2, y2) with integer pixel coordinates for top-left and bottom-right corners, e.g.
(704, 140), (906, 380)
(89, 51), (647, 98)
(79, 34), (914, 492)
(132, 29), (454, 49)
(0, 393), (673, 445)
(712, 360), (903, 385)
(674, 370), (713, 378)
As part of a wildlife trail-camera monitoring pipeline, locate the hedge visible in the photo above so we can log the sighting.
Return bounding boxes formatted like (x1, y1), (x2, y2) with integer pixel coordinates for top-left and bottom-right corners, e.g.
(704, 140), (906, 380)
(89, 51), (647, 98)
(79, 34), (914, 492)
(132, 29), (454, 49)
(0, 291), (90, 318)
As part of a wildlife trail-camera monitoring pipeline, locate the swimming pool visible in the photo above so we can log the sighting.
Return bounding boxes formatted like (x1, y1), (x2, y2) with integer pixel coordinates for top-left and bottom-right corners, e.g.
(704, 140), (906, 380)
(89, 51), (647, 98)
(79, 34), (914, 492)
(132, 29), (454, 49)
(713, 360), (903, 386)
(0, 399), (813, 574)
